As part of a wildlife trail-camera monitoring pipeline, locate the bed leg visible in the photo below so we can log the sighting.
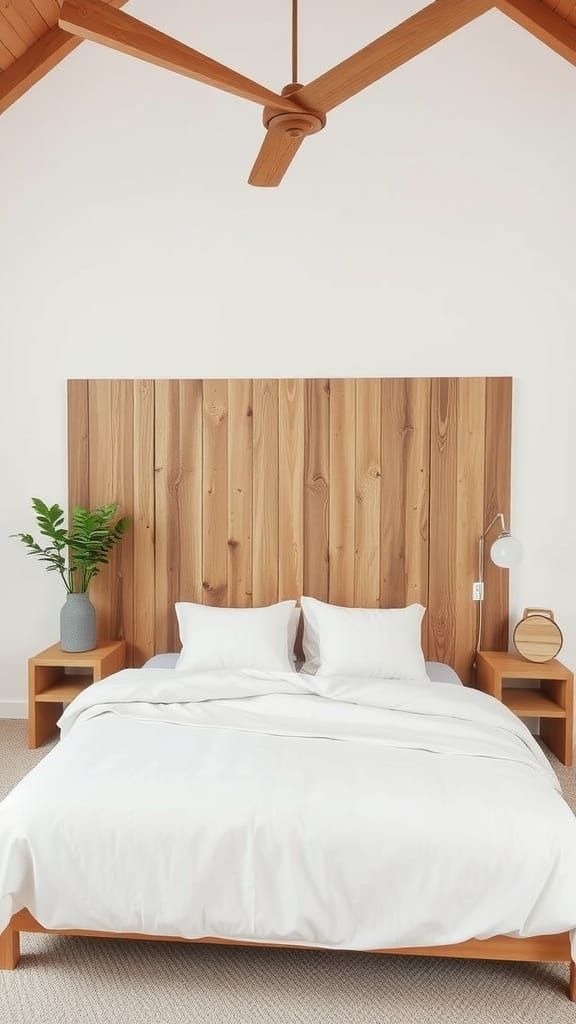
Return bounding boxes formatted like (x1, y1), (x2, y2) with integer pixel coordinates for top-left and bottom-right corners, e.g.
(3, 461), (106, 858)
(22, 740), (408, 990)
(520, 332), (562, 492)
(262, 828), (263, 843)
(0, 919), (20, 969)
(569, 960), (576, 1002)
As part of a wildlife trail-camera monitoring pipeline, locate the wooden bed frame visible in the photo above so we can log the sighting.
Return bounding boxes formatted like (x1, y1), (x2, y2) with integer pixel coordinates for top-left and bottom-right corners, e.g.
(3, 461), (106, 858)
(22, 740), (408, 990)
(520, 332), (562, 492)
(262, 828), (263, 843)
(3, 377), (575, 998)
(1, 912), (574, 999)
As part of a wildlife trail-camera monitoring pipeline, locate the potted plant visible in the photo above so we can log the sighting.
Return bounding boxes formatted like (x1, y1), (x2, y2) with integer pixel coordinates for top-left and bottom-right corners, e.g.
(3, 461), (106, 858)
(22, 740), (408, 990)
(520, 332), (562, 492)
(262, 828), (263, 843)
(12, 498), (129, 652)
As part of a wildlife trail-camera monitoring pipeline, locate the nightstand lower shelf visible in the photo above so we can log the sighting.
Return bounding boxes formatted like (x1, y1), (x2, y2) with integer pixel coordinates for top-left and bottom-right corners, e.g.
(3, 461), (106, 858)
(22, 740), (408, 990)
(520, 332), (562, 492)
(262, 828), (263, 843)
(502, 689), (567, 718)
(35, 680), (90, 703)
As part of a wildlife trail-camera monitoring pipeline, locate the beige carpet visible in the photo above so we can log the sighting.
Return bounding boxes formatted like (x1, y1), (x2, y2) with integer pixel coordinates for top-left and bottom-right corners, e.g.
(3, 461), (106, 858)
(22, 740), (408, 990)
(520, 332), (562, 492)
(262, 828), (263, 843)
(1, 720), (575, 1024)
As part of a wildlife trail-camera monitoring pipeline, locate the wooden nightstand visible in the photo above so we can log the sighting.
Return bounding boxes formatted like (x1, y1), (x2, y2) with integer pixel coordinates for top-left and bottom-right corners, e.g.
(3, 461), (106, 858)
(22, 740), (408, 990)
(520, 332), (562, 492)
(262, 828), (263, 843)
(28, 640), (126, 749)
(475, 650), (574, 767)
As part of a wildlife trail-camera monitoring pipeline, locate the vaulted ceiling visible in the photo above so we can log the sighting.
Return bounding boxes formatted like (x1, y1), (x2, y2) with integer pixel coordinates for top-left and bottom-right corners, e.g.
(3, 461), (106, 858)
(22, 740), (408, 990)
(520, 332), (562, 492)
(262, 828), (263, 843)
(1, 1), (574, 123)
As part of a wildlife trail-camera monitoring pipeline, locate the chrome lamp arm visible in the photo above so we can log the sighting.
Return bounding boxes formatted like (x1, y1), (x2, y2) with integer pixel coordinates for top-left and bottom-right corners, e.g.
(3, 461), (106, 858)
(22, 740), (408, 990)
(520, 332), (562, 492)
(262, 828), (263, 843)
(474, 513), (522, 659)
(477, 513), (508, 599)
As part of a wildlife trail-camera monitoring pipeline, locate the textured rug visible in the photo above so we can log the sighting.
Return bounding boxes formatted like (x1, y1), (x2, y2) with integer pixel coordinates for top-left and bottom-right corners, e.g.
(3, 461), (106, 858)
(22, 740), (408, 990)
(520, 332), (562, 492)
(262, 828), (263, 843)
(0, 720), (575, 1024)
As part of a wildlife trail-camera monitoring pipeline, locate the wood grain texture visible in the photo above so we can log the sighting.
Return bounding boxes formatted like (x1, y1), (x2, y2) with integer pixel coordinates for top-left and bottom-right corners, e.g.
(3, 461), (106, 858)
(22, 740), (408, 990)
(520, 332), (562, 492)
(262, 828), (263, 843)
(428, 378), (458, 670)
(227, 380), (253, 607)
(154, 380), (203, 651)
(354, 379), (382, 607)
(0, 10), (30, 59)
(453, 378), (486, 683)
(294, 0), (491, 113)
(328, 379), (356, 606)
(248, 128), (304, 188)
(69, 377), (512, 674)
(3, 0), (574, 150)
(0, 38), (15, 69)
(176, 383), (204, 612)
(4, 2), (48, 42)
(0, 917), (20, 969)
(59, 0), (303, 111)
(6, 911), (573, 993)
(132, 380), (155, 665)
(304, 379), (330, 600)
(67, 380), (90, 513)
(252, 380), (279, 606)
(428, 378), (486, 683)
(483, 377), (512, 652)
(0, 1), (129, 115)
(154, 380), (179, 654)
(496, 0), (576, 65)
(513, 609), (563, 663)
(87, 380), (134, 658)
(278, 380), (305, 601)
(28, 0), (59, 18)
(551, 0), (576, 24)
(203, 381), (228, 607)
(380, 378), (430, 615)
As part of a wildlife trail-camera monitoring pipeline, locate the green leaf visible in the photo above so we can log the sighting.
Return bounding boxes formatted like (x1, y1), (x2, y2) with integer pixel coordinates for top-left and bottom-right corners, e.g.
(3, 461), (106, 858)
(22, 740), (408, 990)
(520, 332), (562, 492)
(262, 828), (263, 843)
(11, 498), (129, 592)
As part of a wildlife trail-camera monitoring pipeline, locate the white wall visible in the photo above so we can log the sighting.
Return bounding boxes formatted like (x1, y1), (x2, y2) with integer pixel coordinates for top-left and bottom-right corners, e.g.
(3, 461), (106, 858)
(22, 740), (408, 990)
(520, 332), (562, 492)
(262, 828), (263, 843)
(1, 0), (575, 713)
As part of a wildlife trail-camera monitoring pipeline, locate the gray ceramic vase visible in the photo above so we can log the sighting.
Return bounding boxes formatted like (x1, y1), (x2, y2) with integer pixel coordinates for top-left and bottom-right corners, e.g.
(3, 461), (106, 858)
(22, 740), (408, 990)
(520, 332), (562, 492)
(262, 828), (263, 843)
(60, 592), (96, 652)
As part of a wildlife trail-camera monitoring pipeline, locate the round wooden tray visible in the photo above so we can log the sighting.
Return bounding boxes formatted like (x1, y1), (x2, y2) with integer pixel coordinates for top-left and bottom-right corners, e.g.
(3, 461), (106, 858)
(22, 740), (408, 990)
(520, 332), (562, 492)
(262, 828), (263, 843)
(513, 608), (563, 663)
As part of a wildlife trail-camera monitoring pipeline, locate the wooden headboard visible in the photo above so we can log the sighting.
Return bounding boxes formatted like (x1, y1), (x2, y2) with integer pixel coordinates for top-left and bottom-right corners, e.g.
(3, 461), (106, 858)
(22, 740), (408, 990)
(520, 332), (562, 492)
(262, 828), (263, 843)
(68, 377), (512, 683)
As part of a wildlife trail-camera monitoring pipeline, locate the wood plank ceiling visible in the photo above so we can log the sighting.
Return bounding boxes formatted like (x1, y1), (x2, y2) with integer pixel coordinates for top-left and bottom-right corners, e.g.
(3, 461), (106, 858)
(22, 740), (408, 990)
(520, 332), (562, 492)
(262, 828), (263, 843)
(0, 0), (575, 118)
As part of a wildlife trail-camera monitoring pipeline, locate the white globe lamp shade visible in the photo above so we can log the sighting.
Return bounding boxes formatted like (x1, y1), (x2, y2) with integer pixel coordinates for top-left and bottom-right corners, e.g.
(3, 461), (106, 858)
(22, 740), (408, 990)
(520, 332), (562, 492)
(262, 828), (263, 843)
(490, 533), (523, 569)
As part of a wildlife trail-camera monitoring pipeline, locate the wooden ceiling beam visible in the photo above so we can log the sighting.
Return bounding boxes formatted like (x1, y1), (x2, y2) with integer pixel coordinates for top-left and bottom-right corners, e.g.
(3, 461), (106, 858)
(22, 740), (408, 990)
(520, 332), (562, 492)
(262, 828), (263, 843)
(0, 0), (129, 117)
(1, 0), (575, 121)
(496, 0), (576, 66)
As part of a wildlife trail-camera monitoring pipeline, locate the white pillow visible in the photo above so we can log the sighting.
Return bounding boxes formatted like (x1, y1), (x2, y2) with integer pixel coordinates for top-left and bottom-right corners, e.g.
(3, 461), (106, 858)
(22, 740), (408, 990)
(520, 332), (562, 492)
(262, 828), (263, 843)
(175, 601), (298, 673)
(300, 597), (427, 680)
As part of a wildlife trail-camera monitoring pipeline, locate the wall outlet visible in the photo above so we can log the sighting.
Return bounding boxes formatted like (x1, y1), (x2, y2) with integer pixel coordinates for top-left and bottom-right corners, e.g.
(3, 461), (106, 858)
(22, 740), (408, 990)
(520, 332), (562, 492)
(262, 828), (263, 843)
(472, 581), (484, 601)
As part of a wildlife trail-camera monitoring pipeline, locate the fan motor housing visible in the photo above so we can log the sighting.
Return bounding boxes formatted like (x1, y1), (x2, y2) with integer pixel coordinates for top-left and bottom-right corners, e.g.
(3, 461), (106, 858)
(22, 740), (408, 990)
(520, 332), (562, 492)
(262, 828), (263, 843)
(263, 84), (326, 137)
(263, 110), (325, 138)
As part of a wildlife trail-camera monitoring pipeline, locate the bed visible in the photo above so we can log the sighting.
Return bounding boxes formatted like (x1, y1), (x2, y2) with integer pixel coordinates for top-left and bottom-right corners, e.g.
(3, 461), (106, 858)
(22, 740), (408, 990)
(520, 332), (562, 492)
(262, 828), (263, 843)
(3, 375), (575, 998)
(2, 629), (576, 998)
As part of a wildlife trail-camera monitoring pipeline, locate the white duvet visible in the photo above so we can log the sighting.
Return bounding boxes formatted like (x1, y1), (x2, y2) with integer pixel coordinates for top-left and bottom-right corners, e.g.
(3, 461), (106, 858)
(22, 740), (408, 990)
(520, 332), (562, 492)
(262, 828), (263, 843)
(2, 668), (576, 956)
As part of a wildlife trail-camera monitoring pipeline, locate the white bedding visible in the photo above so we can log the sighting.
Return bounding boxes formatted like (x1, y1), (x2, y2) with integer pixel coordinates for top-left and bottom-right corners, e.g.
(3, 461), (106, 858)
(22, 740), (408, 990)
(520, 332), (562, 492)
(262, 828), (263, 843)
(144, 653), (464, 685)
(2, 667), (576, 956)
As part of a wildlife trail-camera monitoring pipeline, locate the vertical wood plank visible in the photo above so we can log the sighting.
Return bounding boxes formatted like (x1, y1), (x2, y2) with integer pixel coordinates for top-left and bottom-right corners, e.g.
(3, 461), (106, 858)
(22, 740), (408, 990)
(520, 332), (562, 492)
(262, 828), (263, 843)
(154, 380), (178, 654)
(252, 380), (279, 606)
(67, 380), (90, 513)
(428, 378), (458, 669)
(178, 383), (204, 613)
(203, 380), (228, 607)
(278, 379), (305, 601)
(227, 380), (253, 607)
(429, 378), (486, 683)
(454, 378), (486, 683)
(88, 380), (134, 658)
(304, 379), (330, 600)
(328, 379), (356, 606)
(132, 380), (155, 666)
(483, 377), (512, 651)
(154, 380), (203, 652)
(380, 379), (431, 649)
(355, 378), (382, 607)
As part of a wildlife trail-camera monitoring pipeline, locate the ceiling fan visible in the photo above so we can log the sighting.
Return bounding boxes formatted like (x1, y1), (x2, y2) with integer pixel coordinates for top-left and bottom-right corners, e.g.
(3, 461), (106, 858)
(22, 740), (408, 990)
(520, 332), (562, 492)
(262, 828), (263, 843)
(59, 0), (488, 187)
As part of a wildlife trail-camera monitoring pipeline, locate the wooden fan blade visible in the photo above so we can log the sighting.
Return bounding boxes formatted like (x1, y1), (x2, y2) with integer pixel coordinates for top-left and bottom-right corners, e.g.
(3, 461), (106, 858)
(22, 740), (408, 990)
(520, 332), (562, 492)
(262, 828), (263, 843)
(294, 0), (490, 113)
(248, 128), (304, 187)
(59, 0), (302, 112)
